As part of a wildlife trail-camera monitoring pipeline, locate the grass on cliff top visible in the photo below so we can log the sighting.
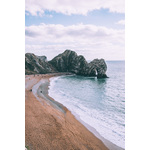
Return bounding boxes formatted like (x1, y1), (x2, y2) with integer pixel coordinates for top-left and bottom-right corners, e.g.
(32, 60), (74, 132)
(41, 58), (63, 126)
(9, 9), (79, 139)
(25, 145), (29, 150)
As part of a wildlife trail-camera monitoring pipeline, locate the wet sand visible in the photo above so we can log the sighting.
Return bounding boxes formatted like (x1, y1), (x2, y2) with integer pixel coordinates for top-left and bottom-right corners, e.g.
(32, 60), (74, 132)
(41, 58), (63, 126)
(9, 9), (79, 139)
(25, 73), (122, 150)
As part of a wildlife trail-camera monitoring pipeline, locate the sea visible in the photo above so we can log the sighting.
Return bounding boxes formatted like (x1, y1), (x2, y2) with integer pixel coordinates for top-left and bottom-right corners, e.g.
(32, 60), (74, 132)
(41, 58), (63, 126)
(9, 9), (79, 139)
(48, 61), (125, 149)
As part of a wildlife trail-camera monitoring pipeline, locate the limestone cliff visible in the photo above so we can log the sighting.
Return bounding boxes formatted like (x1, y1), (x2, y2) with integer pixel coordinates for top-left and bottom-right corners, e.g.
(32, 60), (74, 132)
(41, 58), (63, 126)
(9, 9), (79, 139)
(49, 50), (88, 75)
(87, 59), (107, 78)
(25, 50), (108, 78)
(49, 50), (107, 78)
(25, 53), (57, 75)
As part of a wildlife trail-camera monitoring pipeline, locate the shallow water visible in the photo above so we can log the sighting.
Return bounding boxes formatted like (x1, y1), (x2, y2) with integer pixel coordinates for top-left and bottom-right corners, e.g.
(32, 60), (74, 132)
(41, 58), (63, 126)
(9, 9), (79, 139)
(48, 61), (125, 149)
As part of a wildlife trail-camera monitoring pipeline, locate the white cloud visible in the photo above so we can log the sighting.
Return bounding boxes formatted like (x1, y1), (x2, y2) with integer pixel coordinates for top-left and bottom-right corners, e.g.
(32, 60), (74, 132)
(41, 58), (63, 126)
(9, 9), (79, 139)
(25, 23), (124, 60)
(25, 23), (124, 43)
(25, 0), (125, 16)
(116, 20), (125, 25)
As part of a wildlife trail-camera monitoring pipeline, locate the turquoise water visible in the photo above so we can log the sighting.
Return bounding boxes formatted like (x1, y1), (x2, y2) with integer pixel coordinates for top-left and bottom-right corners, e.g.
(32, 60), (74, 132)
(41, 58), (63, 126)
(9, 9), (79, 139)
(48, 61), (125, 148)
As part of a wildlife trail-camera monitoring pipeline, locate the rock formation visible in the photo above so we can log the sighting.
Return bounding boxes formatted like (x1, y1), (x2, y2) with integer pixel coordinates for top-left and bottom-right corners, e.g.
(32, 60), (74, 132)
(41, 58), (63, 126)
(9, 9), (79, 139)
(25, 50), (108, 78)
(49, 50), (107, 78)
(25, 53), (57, 75)
(49, 50), (88, 75)
(87, 59), (107, 78)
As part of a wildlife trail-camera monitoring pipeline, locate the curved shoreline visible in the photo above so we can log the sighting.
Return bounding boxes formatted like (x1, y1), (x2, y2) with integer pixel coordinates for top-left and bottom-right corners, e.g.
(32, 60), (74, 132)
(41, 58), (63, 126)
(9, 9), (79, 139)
(25, 73), (122, 150)
(45, 75), (124, 150)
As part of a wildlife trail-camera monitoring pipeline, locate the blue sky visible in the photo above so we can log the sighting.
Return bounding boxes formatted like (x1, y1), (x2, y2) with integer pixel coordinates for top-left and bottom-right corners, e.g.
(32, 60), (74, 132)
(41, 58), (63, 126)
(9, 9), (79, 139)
(26, 9), (124, 29)
(25, 0), (125, 60)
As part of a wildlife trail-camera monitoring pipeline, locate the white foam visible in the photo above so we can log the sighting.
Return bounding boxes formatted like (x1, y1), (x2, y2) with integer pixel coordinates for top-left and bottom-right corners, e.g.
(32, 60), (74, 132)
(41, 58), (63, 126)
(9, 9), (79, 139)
(48, 76), (125, 149)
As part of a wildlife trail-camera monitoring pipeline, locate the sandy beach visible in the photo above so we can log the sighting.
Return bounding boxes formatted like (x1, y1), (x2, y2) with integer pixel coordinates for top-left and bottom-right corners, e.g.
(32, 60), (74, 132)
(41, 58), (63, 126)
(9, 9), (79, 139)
(25, 73), (122, 150)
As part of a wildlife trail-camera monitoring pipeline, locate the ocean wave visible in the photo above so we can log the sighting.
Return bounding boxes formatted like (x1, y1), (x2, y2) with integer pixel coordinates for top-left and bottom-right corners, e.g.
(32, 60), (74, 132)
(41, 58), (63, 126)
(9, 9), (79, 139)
(48, 65), (125, 149)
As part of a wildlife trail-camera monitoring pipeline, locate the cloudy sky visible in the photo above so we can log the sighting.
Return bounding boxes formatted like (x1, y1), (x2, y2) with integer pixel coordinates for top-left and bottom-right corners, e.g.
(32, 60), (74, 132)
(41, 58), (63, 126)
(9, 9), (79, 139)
(25, 0), (125, 60)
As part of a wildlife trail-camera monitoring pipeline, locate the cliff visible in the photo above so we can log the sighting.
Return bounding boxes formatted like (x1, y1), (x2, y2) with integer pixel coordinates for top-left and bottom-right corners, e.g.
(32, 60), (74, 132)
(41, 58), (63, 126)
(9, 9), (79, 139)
(25, 53), (57, 75)
(25, 50), (108, 78)
(49, 50), (88, 75)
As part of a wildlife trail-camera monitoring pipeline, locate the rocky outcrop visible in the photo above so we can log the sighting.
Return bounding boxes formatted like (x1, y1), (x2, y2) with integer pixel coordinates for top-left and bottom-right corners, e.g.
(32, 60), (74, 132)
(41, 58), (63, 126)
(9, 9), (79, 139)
(49, 50), (88, 75)
(25, 50), (108, 78)
(49, 50), (107, 78)
(87, 59), (107, 78)
(25, 53), (57, 74)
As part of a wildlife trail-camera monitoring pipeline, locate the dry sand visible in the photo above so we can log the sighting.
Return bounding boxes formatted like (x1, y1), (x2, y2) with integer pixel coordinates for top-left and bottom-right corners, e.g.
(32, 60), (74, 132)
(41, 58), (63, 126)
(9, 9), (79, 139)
(25, 73), (114, 150)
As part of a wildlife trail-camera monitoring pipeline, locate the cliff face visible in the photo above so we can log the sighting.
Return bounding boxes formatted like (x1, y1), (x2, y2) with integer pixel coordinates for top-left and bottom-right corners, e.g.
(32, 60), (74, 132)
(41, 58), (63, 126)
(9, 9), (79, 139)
(25, 50), (107, 78)
(49, 50), (88, 75)
(87, 59), (107, 78)
(25, 53), (57, 74)
(49, 50), (107, 78)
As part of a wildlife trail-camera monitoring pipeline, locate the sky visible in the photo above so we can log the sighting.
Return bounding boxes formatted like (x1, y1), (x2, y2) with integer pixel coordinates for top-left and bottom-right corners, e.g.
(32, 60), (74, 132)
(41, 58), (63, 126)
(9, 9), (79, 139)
(25, 0), (125, 61)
